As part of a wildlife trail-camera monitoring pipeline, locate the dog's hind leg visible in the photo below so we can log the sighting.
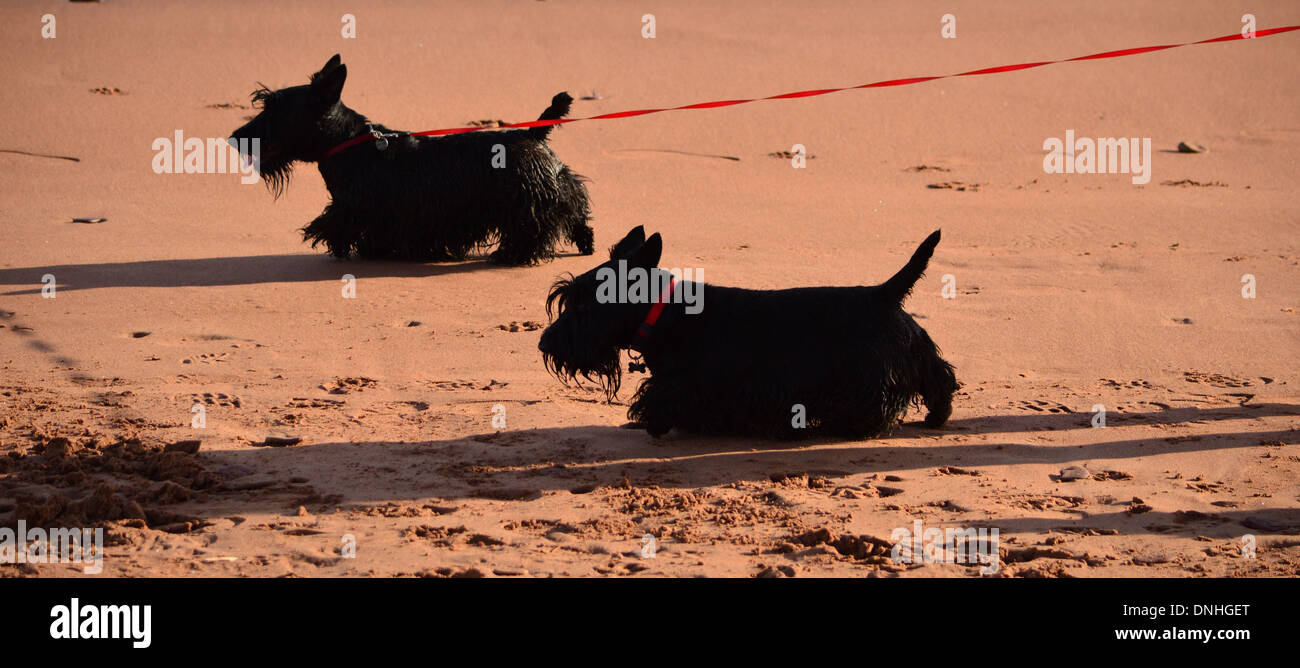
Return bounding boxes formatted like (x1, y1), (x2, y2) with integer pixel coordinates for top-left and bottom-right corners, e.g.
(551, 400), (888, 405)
(568, 224), (595, 256)
(564, 210), (595, 256)
(553, 168), (594, 256)
(489, 222), (546, 265)
(920, 353), (957, 428)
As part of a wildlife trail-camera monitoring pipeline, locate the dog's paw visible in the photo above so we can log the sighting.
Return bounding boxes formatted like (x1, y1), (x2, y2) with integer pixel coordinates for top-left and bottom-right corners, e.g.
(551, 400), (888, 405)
(923, 408), (951, 428)
(644, 422), (672, 438)
(488, 248), (534, 266)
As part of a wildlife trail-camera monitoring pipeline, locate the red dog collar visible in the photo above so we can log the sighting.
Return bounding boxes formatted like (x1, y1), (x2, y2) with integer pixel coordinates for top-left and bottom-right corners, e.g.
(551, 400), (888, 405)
(632, 277), (676, 350)
(320, 125), (409, 160)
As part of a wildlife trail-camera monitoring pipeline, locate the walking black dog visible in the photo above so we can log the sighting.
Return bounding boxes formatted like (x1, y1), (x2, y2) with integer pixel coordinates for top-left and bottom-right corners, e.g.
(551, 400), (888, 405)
(229, 54), (594, 264)
(539, 226), (957, 439)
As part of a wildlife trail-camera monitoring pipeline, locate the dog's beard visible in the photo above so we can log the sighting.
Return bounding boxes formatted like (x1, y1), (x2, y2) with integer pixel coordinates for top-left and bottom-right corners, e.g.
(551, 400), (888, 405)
(258, 158), (293, 199)
(245, 86), (295, 199)
(543, 276), (626, 399)
(542, 346), (622, 400)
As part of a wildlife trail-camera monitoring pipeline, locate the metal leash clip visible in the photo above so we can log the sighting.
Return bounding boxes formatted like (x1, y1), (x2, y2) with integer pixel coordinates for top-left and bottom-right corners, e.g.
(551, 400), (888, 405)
(368, 125), (404, 151)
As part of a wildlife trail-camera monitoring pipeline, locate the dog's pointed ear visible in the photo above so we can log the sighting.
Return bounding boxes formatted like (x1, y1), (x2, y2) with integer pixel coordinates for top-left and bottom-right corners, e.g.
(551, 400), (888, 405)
(609, 226), (646, 259)
(629, 233), (662, 268)
(318, 54), (342, 76)
(311, 55), (346, 103)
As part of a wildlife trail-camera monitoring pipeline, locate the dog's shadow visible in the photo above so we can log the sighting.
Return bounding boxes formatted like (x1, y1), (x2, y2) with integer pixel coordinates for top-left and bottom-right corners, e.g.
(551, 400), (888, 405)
(169, 402), (1299, 524)
(967, 506), (1300, 539)
(890, 401), (1299, 437)
(0, 253), (517, 295)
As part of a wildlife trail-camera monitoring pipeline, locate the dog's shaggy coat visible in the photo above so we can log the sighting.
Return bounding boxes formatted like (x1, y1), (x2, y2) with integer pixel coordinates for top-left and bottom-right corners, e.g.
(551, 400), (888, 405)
(540, 227), (957, 439)
(230, 54), (594, 264)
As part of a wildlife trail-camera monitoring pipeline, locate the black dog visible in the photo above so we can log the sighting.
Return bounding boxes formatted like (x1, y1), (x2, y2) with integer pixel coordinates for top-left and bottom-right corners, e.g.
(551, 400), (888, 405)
(539, 227), (957, 439)
(229, 54), (595, 264)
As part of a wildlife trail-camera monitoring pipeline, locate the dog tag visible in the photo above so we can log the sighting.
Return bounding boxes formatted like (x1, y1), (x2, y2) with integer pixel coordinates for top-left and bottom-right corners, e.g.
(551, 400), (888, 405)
(375, 137), (389, 151)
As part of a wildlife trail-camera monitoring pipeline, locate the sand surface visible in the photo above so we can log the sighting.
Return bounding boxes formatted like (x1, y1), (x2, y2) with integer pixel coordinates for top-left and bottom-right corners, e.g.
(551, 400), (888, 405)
(1, 0), (1297, 577)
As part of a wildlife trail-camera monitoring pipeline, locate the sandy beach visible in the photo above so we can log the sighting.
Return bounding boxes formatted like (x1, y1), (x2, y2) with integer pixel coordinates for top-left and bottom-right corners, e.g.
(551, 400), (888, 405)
(1, 0), (1297, 578)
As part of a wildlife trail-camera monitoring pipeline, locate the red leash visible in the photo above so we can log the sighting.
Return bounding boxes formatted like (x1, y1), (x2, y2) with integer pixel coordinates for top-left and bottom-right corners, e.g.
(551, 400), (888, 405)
(318, 25), (1298, 159)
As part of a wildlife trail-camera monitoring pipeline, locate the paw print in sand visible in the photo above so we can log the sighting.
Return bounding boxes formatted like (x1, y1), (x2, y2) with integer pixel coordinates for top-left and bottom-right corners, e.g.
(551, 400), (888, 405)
(321, 377), (377, 394)
(497, 321), (544, 333)
(193, 392), (242, 408)
(1014, 399), (1072, 414)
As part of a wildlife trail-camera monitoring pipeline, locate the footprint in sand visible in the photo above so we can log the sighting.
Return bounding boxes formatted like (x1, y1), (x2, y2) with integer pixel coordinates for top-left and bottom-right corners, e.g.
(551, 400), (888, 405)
(428, 379), (504, 389)
(181, 352), (230, 365)
(1182, 371), (1253, 389)
(321, 377), (376, 394)
(1014, 399), (1072, 414)
(352, 502), (458, 518)
(1099, 378), (1158, 390)
(193, 392), (242, 408)
(496, 321), (544, 333)
(994, 493), (1086, 511)
(286, 397), (345, 409)
(428, 379), (486, 391)
(768, 150), (816, 160)
(926, 181), (981, 192)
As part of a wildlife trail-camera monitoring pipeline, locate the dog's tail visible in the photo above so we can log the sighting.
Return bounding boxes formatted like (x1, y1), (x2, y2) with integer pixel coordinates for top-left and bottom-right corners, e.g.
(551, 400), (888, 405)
(879, 230), (941, 303)
(529, 92), (574, 141)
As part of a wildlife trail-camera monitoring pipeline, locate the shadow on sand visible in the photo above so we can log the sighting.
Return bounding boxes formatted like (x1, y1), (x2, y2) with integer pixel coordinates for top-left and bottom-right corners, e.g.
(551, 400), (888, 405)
(177, 400), (1298, 538)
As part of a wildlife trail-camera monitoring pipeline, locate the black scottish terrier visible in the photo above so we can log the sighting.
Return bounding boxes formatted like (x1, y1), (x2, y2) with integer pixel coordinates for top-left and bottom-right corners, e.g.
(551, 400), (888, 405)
(229, 54), (595, 264)
(539, 226), (957, 439)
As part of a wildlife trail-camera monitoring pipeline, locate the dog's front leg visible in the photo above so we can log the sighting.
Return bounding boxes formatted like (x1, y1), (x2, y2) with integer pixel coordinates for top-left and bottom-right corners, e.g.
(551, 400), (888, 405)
(301, 204), (356, 259)
(628, 378), (677, 438)
(644, 418), (673, 438)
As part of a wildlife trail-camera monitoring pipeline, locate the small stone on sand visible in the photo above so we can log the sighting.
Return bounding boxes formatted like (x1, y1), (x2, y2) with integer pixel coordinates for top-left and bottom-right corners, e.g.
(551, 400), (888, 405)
(1058, 465), (1091, 481)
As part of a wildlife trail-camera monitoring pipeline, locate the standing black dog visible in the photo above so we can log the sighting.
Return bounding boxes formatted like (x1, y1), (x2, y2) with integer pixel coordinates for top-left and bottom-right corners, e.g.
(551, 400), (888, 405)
(539, 226), (957, 439)
(229, 54), (594, 264)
